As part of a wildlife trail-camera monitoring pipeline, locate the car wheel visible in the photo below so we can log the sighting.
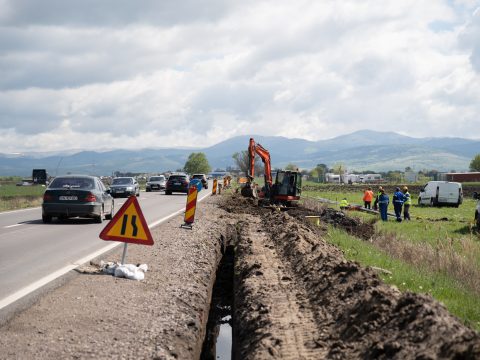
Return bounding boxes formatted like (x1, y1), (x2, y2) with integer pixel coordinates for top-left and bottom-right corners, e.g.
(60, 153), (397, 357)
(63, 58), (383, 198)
(105, 201), (114, 220)
(476, 212), (480, 228)
(165, 190), (172, 195)
(430, 198), (435, 207)
(42, 214), (52, 223)
(95, 208), (103, 223)
(146, 188), (151, 192)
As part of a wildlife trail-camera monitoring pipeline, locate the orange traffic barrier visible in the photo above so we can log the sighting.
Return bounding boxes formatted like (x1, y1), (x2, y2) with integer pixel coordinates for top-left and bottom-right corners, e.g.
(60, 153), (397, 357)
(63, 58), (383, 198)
(182, 186), (198, 229)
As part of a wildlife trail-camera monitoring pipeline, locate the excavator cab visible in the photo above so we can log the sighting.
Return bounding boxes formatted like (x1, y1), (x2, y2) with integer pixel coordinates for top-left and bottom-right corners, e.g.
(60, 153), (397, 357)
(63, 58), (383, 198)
(272, 170), (302, 203)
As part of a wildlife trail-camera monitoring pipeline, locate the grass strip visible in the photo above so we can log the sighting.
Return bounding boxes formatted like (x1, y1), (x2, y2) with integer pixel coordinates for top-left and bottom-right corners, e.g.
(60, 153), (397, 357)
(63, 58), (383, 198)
(325, 225), (480, 331)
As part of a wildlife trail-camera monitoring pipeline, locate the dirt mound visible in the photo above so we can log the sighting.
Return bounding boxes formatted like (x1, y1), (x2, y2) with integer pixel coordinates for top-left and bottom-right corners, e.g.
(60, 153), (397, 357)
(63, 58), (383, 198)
(222, 194), (480, 359)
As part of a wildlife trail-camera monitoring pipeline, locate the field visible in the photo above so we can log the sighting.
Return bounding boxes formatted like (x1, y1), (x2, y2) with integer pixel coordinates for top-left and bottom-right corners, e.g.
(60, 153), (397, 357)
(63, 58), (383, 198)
(0, 181), (45, 211)
(302, 182), (480, 330)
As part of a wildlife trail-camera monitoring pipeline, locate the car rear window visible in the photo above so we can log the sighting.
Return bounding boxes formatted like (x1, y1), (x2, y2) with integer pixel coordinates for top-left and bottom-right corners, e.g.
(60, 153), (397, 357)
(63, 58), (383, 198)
(169, 175), (187, 181)
(112, 178), (133, 185)
(192, 175), (205, 179)
(150, 176), (164, 181)
(49, 177), (95, 189)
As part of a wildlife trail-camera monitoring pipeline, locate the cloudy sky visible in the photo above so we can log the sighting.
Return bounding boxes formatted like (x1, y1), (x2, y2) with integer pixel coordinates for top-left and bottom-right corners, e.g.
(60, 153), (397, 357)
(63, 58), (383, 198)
(1, 0), (479, 153)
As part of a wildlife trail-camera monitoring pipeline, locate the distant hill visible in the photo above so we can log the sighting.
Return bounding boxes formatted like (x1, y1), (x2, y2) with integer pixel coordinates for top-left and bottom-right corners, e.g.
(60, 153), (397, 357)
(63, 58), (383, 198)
(0, 130), (478, 176)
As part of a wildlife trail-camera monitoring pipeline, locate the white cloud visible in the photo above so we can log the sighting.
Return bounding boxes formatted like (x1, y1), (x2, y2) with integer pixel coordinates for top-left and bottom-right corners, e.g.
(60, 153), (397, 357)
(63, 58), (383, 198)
(0, 0), (479, 153)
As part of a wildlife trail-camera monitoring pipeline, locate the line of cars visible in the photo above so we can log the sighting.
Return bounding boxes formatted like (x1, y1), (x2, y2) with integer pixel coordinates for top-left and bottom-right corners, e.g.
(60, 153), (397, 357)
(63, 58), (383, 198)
(41, 173), (209, 223)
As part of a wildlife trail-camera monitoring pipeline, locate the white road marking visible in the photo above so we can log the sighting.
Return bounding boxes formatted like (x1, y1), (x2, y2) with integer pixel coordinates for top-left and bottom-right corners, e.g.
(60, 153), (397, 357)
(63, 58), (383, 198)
(0, 243), (119, 311)
(0, 207), (41, 215)
(4, 224), (23, 229)
(0, 191), (212, 311)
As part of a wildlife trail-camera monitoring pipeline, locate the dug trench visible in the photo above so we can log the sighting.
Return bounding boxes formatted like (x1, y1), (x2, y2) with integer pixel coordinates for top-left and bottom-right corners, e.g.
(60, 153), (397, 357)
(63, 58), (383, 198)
(221, 194), (480, 359)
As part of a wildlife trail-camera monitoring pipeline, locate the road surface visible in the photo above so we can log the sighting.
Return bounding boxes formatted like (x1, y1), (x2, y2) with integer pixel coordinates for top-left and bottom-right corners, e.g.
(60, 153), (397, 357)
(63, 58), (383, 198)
(0, 188), (211, 307)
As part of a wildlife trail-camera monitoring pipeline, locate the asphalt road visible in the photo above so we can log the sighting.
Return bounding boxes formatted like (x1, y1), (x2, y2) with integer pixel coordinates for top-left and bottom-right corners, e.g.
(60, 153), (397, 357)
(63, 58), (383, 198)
(0, 187), (211, 306)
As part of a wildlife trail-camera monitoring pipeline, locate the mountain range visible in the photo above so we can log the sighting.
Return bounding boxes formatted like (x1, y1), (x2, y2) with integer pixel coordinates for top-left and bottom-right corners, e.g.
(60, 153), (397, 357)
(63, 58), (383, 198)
(1, 130), (479, 177)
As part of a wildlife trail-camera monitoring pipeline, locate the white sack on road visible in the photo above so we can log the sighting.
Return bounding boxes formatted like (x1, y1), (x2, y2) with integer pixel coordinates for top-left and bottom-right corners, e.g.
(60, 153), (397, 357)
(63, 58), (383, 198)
(101, 261), (148, 281)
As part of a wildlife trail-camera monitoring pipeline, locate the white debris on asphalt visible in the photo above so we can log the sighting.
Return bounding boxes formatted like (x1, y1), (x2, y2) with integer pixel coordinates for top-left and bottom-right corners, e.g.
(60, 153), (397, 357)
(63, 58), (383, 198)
(101, 261), (148, 281)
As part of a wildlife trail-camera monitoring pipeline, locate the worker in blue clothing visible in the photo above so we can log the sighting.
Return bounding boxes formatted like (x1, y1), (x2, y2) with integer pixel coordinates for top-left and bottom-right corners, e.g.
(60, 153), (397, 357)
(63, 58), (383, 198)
(378, 189), (389, 221)
(392, 187), (406, 222)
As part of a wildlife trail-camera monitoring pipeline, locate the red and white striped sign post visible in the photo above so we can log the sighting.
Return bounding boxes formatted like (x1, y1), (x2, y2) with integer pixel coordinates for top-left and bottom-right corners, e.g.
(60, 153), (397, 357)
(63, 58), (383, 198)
(212, 178), (218, 195)
(181, 185), (198, 229)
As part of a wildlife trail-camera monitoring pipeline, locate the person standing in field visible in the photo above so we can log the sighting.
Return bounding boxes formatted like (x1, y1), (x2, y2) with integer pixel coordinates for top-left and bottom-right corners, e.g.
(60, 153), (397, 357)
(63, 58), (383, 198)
(373, 186), (384, 210)
(378, 189), (389, 221)
(392, 187), (406, 222)
(363, 187), (374, 209)
(403, 186), (411, 221)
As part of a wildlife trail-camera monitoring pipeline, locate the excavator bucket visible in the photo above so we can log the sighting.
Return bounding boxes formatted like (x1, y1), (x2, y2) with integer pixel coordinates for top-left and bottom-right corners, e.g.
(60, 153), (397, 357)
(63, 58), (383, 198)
(241, 184), (258, 198)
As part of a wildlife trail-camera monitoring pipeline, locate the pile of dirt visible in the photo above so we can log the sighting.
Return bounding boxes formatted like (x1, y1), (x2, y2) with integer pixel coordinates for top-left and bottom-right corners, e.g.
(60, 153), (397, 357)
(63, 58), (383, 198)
(286, 205), (375, 240)
(222, 194), (480, 359)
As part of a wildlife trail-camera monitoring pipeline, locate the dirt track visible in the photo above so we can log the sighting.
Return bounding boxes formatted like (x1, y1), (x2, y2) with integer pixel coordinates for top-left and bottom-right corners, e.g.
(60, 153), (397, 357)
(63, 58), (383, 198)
(1, 193), (480, 359)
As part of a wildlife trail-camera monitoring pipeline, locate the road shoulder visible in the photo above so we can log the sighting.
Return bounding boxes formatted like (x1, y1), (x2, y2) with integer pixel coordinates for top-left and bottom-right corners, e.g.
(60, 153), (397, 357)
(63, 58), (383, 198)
(0, 196), (227, 360)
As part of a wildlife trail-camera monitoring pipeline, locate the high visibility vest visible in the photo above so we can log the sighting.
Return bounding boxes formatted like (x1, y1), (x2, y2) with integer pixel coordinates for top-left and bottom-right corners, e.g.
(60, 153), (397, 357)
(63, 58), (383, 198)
(340, 199), (349, 207)
(404, 192), (412, 205)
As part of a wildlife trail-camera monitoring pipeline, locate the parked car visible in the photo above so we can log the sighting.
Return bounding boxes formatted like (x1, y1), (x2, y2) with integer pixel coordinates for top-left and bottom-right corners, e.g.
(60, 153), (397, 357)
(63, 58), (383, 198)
(165, 174), (190, 195)
(42, 175), (114, 223)
(109, 177), (140, 197)
(192, 174), (208, 189)
(473, 192), (480, 228)
(418, 181), (463, 207)
(146, 175), (166, 192)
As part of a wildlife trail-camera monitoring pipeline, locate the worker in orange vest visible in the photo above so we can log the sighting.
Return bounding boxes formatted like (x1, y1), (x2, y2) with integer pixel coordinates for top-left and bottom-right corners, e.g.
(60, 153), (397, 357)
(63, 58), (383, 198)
(363, 187), (374, 209)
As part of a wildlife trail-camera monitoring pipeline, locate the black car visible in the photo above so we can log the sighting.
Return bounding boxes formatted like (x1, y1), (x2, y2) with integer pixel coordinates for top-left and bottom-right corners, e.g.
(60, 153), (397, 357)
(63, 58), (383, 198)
(109, 177), (140, 197)
(165, 174), (190, 194)
(42, 175), (114, 223)
(192, 174), (208, 189)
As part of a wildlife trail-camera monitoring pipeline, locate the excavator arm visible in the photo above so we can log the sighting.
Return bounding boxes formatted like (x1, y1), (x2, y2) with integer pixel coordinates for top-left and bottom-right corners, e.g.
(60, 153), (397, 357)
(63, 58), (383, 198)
(248, 138), (272, 188)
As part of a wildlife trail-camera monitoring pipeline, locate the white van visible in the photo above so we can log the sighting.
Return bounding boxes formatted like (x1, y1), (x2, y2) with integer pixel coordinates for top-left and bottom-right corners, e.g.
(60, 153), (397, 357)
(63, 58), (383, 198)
(418, 181), (463, 207)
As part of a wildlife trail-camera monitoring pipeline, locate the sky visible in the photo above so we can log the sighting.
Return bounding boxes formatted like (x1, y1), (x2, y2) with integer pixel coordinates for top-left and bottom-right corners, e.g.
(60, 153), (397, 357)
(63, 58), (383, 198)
(1, 0), (480, 153)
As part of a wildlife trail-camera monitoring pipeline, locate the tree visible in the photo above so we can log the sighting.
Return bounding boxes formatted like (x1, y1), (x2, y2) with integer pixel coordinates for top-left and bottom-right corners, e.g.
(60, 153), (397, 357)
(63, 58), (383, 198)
(285, 163), (298, 171)
(183, 152), (211, 175)
(332, 163), (346, 183)
(314, 163), (328, 183)
(232, 151), (263, 176)
(470, 154), (480, 172)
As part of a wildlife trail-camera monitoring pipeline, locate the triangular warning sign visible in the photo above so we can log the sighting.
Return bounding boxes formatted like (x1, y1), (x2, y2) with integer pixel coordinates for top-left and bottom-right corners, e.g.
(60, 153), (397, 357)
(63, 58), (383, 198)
(99, 196), (154, 245)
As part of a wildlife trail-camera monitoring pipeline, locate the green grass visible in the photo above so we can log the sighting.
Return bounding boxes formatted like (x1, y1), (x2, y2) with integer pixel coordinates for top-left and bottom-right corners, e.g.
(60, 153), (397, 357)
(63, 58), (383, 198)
(0, 184), (46, 197)
(327, 226), (480, 330)
(303, 188), (478, 244)
(0, 184), (45, 212)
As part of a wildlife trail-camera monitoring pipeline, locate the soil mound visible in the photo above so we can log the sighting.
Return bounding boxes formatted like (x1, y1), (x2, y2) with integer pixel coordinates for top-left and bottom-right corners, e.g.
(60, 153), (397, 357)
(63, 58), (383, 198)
(222, 194), (480, 359)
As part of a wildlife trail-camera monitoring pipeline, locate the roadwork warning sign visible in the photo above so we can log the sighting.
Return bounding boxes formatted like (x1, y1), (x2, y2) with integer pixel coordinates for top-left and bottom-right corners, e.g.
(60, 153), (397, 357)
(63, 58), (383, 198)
(99, 196), (154, 245)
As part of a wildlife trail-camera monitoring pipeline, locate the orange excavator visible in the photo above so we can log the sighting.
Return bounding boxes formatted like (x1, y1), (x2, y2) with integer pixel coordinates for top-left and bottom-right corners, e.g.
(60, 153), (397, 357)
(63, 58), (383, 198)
(241, 138), (302, 205)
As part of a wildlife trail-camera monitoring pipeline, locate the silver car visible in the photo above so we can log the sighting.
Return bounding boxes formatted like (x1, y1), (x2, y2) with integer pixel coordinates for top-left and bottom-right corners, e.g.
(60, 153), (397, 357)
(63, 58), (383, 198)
(109, 177), (140, 198)
(146, 175), (166, 192)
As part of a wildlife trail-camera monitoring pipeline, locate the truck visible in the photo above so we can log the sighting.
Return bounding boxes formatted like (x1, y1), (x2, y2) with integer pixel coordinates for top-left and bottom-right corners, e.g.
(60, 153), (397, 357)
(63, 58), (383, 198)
(18, 169), (48, 186)
(418, 181), (463, 207)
